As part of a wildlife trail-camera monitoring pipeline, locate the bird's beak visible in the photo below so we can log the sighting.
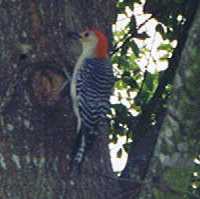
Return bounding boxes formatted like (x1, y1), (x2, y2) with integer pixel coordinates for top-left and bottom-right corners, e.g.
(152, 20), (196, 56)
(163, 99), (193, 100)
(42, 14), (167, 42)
(67, 31), (81, 40)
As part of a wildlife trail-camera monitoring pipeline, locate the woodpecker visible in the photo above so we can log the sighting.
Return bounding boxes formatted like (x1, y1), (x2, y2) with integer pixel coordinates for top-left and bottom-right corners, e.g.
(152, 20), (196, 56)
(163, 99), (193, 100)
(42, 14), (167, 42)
(69, 29), (115, 170)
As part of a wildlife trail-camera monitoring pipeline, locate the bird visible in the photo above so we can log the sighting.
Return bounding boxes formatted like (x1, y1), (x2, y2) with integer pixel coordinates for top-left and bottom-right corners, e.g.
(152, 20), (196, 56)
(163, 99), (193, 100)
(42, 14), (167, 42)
(69, 28), (115, 172)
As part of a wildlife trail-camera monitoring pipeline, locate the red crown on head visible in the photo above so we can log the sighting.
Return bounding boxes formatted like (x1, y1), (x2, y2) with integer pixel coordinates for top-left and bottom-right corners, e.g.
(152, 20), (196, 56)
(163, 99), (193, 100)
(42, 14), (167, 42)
(87, 28), (108, 59)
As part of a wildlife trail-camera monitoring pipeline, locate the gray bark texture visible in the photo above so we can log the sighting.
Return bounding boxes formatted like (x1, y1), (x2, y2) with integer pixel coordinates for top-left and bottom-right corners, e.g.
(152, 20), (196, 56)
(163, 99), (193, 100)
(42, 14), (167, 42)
(0, 1), (118, 199)
(138, 4), (200, 199)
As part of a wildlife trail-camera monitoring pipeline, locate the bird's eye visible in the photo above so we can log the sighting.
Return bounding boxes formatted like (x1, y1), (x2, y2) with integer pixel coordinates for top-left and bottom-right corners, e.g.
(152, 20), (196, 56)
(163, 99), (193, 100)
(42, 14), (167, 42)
(84, 32), (90, 37)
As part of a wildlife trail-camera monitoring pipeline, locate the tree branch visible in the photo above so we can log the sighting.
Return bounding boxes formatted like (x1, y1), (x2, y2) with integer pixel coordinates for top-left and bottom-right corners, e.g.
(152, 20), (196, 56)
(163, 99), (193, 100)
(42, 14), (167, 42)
(120, 1), (199, 198)
(111, 16), (153, 55)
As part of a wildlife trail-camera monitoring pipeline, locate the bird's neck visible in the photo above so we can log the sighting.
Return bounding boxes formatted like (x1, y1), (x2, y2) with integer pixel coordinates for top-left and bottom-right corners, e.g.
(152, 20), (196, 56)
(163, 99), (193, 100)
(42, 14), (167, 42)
(81, 49), (108, 60)
(75, 45), (108, 71)
(74, 51), (92, 74)
(81, 44), (96, 59)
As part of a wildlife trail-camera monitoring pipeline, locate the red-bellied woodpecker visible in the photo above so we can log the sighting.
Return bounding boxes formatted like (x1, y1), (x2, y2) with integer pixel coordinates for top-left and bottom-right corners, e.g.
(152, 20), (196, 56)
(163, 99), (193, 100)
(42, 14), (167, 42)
(69, 29), (115, 171)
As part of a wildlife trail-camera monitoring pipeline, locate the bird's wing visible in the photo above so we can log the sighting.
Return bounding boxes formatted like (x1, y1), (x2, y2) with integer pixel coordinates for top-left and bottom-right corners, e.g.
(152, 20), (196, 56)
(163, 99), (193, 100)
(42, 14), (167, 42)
(77, 58), (115, 128)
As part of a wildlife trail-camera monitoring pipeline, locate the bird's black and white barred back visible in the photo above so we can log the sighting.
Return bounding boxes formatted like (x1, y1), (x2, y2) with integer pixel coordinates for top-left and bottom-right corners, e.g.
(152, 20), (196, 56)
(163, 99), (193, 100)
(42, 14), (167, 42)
(72, 58), (115, 166)
(69, 29), (115, 172)
(77, 58), (115, 126)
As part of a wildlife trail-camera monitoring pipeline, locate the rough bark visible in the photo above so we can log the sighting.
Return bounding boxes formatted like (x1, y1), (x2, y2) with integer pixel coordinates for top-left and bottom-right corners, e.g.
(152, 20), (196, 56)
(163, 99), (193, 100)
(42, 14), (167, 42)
(137, 4), (200, 199)
(0, 1), (118, 199)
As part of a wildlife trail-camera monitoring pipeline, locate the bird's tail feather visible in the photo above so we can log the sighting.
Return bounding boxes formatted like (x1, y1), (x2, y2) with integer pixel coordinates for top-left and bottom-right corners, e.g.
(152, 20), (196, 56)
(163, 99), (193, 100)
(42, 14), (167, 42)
(70, 125), (96, 173)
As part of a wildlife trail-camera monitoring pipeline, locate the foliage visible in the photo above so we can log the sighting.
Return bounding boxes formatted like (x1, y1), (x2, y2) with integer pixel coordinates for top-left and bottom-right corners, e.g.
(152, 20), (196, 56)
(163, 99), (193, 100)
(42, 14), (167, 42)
(110, 0), (199, 197)
(110, 0), (190, 149)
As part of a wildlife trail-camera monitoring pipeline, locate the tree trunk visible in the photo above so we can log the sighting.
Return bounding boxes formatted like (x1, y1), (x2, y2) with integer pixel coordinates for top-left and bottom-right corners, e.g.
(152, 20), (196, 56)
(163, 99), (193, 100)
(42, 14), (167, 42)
(138, 4), (200, 199)
(0, 1), (118, 198)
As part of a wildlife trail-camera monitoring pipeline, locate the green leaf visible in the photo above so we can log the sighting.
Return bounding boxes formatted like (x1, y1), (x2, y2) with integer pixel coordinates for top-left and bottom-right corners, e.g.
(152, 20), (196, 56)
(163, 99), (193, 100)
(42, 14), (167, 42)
(118, 126), (126, 135)
(112, 103), (129, 124)
(110, 133), (118, 144)
(130, 104), (141, 112)
(165, 29), (176, 41)
(121, 44), (129, 55)
(116, 2), (126, 14)
(123, 143), (131, 152)
(159, 54), (170, 61)
(130, 40), (140, 57)
(156, 24), (165, 37)
(130, 15), (137, 31)
(157, 43), (173, 52)
(112, 104), (128, 114)
(117, 148), (123, 158)
(123, 76), (139, 89)
(145, 73), (154, 91)
(115, 80), (127, 90)
(134, 90), (150, 106)
(118, 56), (130, 68)
(126, 1), (134, 10)
(122, 71), (130, 77)
(123, 0), (135, 9)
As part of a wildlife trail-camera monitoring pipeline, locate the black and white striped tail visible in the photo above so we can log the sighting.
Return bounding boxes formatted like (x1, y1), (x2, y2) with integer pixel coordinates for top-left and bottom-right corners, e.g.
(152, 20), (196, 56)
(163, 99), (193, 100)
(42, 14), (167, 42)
(70, 125), (96, 173)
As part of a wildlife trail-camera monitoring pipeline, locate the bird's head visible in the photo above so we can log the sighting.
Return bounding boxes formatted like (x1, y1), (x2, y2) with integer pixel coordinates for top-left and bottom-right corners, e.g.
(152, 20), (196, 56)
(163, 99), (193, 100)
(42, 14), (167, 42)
(69, 29), (108, 59)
